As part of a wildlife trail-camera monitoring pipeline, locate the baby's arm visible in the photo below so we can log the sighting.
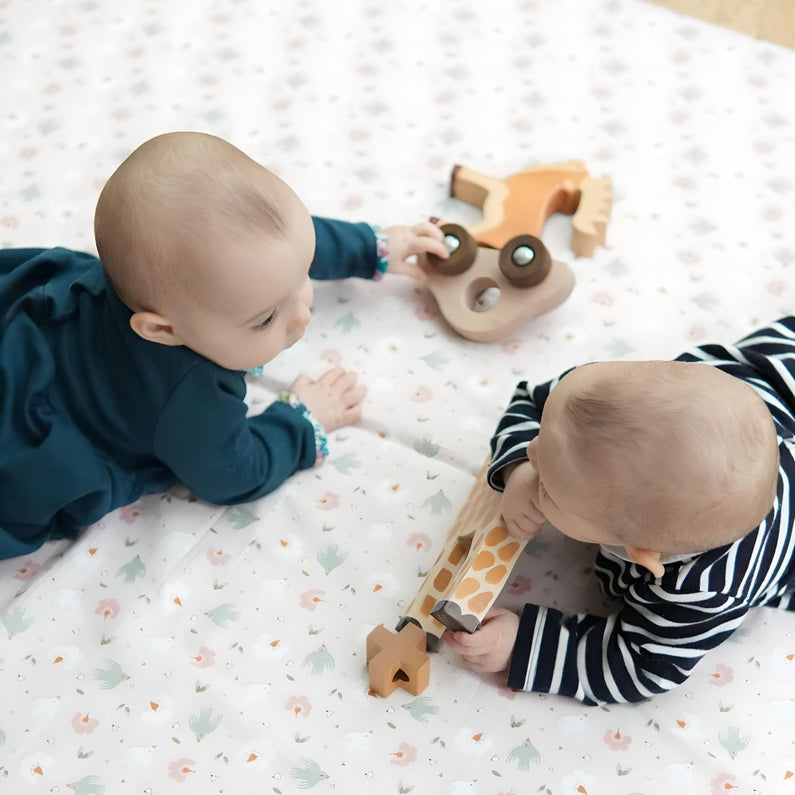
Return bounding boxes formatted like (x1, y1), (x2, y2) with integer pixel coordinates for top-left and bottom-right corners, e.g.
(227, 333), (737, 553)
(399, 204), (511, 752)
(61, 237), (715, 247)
(500, 461), (546, 540)
(501, 586), (750, 705)
(308, 217), (447, 282)
(488, 376), (572, 538)
(153, 363), (342, 505)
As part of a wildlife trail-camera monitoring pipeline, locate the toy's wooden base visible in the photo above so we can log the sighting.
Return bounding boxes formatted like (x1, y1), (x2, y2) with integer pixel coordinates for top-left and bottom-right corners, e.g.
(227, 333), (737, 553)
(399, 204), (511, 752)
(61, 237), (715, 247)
(366, 623), (430, 697)
(422, 251), (574, 344)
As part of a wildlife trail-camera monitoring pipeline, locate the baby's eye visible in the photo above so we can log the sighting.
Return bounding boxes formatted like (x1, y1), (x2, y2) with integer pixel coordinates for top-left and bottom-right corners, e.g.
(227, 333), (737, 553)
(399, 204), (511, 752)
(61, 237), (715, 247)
(539, 481), (550, 500)
(258, 312), (276, 330)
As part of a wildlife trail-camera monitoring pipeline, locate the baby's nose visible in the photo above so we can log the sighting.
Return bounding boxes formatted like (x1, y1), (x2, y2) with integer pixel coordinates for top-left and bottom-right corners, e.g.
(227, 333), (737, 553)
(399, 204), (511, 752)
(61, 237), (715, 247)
(290, 303), (312, 333)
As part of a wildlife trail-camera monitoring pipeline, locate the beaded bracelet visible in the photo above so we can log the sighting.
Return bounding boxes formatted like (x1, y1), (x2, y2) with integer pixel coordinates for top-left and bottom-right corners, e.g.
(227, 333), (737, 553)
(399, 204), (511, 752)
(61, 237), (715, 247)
(370, 224), (390, 280)
(279, 391), (329, 462)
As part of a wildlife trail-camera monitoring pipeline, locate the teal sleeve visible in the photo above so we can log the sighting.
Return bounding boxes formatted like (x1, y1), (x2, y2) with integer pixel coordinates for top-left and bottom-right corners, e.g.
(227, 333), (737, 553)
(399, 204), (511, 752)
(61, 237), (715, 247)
(153, 364), (317, 505)
(310, 217), (379, 280)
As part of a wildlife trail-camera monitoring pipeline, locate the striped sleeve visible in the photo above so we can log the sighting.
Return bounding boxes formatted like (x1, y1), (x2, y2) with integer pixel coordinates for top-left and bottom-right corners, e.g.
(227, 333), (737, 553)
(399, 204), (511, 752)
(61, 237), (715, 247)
(488, 370), (573, 491)
(507, 582), (750, 705)
(678, 317), (795, 432)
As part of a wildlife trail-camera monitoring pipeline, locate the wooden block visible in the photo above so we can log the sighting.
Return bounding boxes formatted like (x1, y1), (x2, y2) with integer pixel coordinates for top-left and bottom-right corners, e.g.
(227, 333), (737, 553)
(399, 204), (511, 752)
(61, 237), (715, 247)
(366, 623), (430, 697)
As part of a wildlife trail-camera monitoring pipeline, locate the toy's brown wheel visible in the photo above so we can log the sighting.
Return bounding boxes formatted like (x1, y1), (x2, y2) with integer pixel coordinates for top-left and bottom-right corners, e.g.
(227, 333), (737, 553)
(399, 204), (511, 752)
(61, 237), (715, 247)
(425, 223), (477, 276)
(498, 235), (551, 287)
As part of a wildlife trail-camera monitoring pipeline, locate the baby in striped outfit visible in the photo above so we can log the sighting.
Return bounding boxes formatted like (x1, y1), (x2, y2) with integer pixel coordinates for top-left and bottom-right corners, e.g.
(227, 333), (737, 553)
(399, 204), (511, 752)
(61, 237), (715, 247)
(445, 318), (795, 704)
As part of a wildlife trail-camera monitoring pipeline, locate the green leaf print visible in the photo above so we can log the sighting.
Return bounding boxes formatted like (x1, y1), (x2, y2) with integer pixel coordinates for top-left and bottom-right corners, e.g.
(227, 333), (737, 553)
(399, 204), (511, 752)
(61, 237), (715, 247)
(402, 696), (439, 723)
(66, 776), (106, 795)
(302, 645), (335, 675)
(334, 312), (360, 333)
(421, 351), (450, 371)
(2, 606), (34, 638)
(317, 544), (347, 574)
(189, 707), (222, 741)
(93, 660), (129, 689)
(224, 505), (259, 529)
(508, 738), (541, 770)
(422, 489), (451, 514)
(290, 757), (329, 789)
(205, 603), (241, 628)
(328, 453), (361, 475)
(116, 555), (145, 583)
(414, 437), (440, 458)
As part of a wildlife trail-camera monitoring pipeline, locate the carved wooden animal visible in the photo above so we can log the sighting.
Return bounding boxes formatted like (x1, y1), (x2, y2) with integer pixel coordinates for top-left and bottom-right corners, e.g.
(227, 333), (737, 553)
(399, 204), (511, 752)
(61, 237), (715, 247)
(450, 159), (612, 257)
(399, 458), (527, 650)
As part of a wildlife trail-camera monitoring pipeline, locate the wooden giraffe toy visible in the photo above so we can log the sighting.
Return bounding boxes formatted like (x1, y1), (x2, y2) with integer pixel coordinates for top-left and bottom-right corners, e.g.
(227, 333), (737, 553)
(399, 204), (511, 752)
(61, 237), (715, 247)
(397, 457), (527, 647)
(449, 159), (612, 257)
(366, 458), (527, 697)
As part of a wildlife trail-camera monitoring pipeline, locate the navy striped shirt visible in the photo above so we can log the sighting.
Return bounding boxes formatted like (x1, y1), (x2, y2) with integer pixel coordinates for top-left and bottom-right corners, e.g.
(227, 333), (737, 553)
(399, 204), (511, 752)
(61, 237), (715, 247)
(488, 317), (795, 704)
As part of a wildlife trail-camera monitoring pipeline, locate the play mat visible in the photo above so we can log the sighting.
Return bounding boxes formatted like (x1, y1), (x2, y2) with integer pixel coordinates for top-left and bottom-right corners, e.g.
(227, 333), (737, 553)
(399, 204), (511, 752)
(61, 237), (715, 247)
(1, 0), (794, 792)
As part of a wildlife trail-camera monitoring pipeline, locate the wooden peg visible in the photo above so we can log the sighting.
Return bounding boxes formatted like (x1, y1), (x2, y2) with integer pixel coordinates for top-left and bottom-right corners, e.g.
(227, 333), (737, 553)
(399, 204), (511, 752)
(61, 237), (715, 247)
(366, 622), (430, 697)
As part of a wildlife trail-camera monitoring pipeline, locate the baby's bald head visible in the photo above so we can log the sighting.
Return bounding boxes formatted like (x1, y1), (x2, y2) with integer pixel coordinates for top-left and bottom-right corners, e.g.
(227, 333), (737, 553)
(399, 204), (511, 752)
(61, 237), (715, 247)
(553, 361), (779, 554)
(94, 131), (298, 316)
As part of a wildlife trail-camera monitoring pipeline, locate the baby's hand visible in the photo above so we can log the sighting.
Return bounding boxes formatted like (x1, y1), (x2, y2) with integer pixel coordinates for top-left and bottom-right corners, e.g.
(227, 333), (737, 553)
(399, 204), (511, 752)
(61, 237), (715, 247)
(501, 461), (546, 540)
(289, 367), (366, 432)
(382, 222), (449, 280)
(443, 607), (520, 673)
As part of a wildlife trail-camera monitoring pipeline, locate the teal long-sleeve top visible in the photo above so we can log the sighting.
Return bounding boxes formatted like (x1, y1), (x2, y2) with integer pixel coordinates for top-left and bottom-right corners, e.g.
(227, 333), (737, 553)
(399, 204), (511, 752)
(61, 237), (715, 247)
(0, 217), (380, 559)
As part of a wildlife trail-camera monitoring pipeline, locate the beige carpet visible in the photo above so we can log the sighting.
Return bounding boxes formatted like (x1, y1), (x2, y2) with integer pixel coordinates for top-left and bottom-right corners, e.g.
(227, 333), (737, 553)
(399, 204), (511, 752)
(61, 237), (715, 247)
(644, 0), (795, 48)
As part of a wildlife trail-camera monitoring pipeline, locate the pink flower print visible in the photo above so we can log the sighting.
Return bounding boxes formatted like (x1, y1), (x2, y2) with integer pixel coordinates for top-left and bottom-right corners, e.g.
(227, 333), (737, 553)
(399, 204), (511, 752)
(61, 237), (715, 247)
(499, 338), (521, 355)
(95, 598), (120, 621)
(507, 575), (532, 596)
(168, 758), (196, 782)
(14, 559), (40, 580)
(592, 291), (613, 307)
(206, 548), (232, 566)
(709, 663), (734, 686)
(391, 742), (417, 766)
(321, 349), (342, 366)
(407, 533), (432, 551)
(711, 773), (737, 793)
(603, 728), (632, 750)
(678, 249), (701, 266)
(72, 712), (100, 734)
(411, 385), (432, 402)
(285, 695), (312, 718)
(299, 589), (325, 611)
(191, 647), (215, 669)
(118, 501), (143, 524)
(317, 492), (339, 510)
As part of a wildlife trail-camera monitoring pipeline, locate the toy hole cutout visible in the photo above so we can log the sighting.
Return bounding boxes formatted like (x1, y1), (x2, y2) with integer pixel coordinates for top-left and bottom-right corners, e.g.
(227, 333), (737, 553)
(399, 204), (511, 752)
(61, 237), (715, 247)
(393, 669), (410, 683)
(498, 234), (551, 287)
(467, 277), (501, 313)
(425, 222), (477, 275)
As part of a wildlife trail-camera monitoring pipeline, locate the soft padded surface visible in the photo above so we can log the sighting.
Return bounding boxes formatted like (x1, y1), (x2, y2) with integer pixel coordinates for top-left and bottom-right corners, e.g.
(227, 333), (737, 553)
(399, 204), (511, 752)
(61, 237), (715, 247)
(1, 1), (794, 792)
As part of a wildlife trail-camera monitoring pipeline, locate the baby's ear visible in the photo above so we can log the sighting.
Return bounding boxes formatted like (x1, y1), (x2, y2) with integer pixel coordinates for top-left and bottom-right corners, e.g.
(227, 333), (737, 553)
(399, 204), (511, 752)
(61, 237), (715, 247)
(129, 311), (185, 347)
(625, 547), (665, 579)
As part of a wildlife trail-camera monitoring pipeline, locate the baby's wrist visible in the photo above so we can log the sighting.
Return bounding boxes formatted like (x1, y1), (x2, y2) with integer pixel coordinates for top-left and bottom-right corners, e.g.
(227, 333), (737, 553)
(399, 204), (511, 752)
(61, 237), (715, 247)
(279, 391), (329, 462)
(369, 224), (389, 280)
